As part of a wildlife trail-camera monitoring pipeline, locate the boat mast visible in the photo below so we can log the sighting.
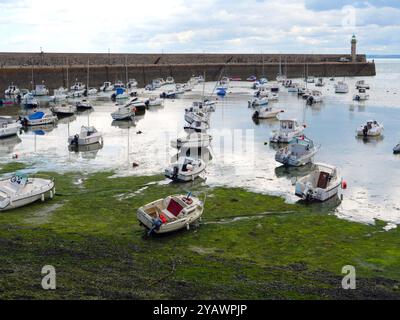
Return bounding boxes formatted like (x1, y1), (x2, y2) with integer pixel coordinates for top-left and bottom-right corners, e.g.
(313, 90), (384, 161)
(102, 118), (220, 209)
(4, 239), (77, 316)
(87, 58), (90, 90)
(66, 58), (69, 89)
(125, 56), (128, 84)
(202, 70), (206, 101)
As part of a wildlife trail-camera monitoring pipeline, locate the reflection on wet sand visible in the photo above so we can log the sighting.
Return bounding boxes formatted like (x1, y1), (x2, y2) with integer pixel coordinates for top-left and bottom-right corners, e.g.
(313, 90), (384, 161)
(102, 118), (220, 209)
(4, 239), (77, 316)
(0, 135), (21, 155)
(68, 142), (104, 159)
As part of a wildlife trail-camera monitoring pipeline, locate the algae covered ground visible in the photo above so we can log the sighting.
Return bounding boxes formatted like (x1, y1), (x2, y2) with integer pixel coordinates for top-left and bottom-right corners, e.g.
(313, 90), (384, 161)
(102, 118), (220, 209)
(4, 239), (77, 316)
(0, 162), (399, 300)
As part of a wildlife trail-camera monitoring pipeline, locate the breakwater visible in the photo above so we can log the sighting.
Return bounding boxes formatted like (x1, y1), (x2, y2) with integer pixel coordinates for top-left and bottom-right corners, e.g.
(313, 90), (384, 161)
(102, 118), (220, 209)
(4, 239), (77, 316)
(0, 53), (375, 91)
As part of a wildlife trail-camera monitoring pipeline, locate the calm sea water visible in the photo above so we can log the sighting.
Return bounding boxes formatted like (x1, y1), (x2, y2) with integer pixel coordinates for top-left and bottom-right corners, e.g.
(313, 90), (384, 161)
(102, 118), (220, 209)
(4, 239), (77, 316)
(1, 59), (399, 227)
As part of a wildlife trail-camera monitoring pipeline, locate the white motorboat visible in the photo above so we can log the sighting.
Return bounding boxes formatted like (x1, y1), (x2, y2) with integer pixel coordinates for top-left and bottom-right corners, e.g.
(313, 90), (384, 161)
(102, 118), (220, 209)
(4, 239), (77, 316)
(128, 98), (147, 111)
(165, 157), (206, 182)
(248, 97), (269, 107)
(306, 76), (315, 83)
(165, 76), (175, 85)
(100, 82), (114, 92)
(71, 82), (86, 91)
(184, 110), (210, 125)
(68, 126), (102, 146)
(190, 100), (217, 113)
(51, 87), (68, 102)
(288, 83), (300, 93)
(75, 100), (93, 110)
(295, 163), (344, 202)
(275, 136), (320, 167)
(137, 193), (204, 235)
(146, 97), (164, 107)
(21, 93), (38, 108)
(393, 143), (400, 154)
(356, 120), (384, 137)
(51, 104), (77, 117)
(111, 87), (129, 100)
(253, 106), (284, 119)
(152, 78), (165, 88)
(270, 119), (306, 143)
(254, 87), (279, 100)
(0, 172), (55, 211)
(217, 77), (230, 90)
(297, 86), (307, 96)
(21, 111), (57, 126)
(0, 117), (22, 138)
(31, 84), (49, 96)
(113, 80), (125, 89)
(4, 84), (20, 96)
(353, 88), (369, 101)
(355, 80), (370, 90)
(126, 79), (138, 90)
(111, 104), (135, 120)
(306, 90), (323, 105)
(171, 133), (212, 149)
(335, 81), (349, 94)
(184, 120), (210, 133)
(315, 78), (325, 87)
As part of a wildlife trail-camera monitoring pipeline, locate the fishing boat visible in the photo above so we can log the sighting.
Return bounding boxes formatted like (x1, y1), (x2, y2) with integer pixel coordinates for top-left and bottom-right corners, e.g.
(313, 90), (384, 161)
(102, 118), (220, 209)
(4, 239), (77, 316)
(111, 104), (135, 120)
(51, 104), (77, 117)
(356, 120), (384, 137)
(21, 93), (39, 108)
(4, 84), (20, 96)
(31, 84), (49, 96)
(353, 88), (369, 101)
(20, 111), (57, 127)
(252, 106), (284, 119)
(295, 163), (345, 202)
(137, 193), (204, 235)
(315, 78), (325, 87)
(171, 133), (212, 149)
(275, 136), (320, 167)
(0, 172), (55, 211)
(0, 117), (22, 139)
(68, 126), (102, 146)
(100, 82), (114, 92)
(355, 80), (370, 90)
(394, 143), (400, 154)
(76, 100), (93, 110)
(165, 157), (206, 182)
(248, 97), (269, 107)
(270, 119), (306, 143)
(335, 81), (349, 94)
(306, 90), (323, 105)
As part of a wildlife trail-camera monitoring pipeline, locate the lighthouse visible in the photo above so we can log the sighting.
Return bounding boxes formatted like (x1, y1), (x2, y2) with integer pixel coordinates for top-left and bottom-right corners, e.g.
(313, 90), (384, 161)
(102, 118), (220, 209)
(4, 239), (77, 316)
(351, 34), (357, 62)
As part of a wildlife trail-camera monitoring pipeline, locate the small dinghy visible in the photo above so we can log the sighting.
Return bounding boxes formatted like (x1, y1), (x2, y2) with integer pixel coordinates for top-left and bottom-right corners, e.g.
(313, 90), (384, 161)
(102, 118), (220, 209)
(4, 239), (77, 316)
(0, 117), (22, 139)
(394, 143), (400, 154)
(356, 120), (384, 137)
(295, 163), (345, 202)
(111, 104), (135, 120)
(171, 132), (212, 149)
(275, 136), (320, 167)
(353, 88), (369, 101)
(137, 193), (204, 235)
(76, 100), (93, 110)
(21, 111), (57, 126)
(51, 104), (77, 117)
(0, 172), (55, 211)
(253, 106), (284, 119)
(165, 157), (206, 182)
(270, 119), (306, 143)
(248, 97), (269, 107)
(68, 126), (102, 146)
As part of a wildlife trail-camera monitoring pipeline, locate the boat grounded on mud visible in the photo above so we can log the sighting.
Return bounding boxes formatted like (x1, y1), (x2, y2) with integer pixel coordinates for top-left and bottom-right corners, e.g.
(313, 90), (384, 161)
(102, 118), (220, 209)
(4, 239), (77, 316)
(252, 106), (284, 119)
(0, 172), (55, 211)
(68, 126), (102, 146)
(295, 163), (345, 202)
(137, 193), (204, 235)
(165, 157), (206, 182)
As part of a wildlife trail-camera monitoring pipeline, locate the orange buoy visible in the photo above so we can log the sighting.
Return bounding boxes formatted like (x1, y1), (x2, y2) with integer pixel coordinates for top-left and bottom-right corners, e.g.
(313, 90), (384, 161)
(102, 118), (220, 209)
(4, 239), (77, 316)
(342, 180), (348, 189)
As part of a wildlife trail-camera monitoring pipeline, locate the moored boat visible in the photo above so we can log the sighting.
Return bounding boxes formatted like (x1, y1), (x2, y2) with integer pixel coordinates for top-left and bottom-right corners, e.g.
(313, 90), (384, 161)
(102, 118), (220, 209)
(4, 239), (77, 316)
(68, 126), (102, 146)
(165, 157), (206, 182)
(275, 136), (320, 167)
(356, 120), (383, 137)
(270, 119), (306, 143)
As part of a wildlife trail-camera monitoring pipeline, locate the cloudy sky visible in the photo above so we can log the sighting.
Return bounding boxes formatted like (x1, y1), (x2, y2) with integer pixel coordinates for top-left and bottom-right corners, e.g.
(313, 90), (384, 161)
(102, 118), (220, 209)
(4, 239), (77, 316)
(0, 0), (398, 54)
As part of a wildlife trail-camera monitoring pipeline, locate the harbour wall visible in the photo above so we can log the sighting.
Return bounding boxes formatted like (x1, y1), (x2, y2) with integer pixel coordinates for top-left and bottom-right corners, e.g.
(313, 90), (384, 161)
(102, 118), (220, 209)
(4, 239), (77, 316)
(0, 53), (376, 91)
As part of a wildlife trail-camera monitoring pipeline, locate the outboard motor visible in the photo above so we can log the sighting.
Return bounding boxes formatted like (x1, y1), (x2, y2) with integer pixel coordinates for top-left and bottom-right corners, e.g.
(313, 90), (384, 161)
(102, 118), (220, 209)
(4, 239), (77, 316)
(83, 89), (88, 97)
(307, 96), (314, 105)
(111, 93), (117, 102)
(145, 100), (150, 107)
(363, 125), (368, 137)
(252, 111), (259, 119)
(71, 134), (79, 146)
(17, 94), (22, 104)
